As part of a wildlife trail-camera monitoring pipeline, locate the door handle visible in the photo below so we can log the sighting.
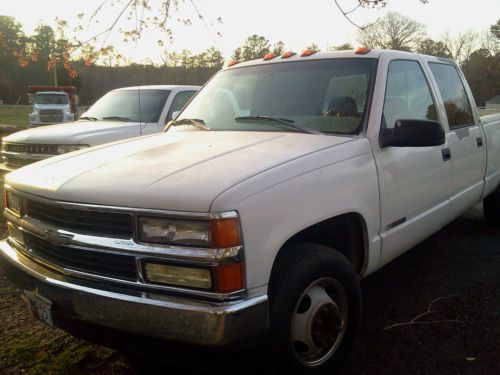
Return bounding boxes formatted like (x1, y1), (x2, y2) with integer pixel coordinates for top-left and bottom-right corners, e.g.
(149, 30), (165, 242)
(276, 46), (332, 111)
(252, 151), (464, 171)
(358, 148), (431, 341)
(442, 148), (451, 161)
(477, 137), (483, 147)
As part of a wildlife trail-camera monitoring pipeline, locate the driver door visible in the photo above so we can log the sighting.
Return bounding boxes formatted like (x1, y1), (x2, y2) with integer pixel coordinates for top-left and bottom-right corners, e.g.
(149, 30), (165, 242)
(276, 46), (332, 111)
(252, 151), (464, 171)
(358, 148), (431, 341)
(372, 58), (452, 266)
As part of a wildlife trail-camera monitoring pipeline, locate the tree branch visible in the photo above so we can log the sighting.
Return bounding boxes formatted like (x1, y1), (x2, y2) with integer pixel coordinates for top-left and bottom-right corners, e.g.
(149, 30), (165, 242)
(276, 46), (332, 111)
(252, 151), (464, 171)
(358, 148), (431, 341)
(189, 0), (208, 28)
(345, 3), (362, 15)
(100, 0), (135, 49)
(334, 0), (379, 30)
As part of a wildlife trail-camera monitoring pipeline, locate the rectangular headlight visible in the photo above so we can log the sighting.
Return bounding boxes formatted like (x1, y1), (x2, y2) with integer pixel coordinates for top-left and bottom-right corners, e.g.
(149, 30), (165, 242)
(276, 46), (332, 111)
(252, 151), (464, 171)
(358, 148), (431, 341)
(138, 216), (242, 248)
(144, 263), (212, 289)
(138, 217), (211, 247)
(5, 191), (21, 216)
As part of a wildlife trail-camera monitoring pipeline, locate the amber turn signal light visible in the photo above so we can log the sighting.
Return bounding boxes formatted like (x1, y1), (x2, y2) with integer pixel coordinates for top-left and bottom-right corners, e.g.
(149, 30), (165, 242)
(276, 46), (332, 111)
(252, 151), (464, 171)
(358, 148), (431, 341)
(282, 51), (296, 59)
(227, 60), (240, 67)
(213, 263), (245, 293)
(211, 218), (242, 248)
(355, 47), (371, 55)
(263, 53), (277, 61)
(301, 49), (316, 57)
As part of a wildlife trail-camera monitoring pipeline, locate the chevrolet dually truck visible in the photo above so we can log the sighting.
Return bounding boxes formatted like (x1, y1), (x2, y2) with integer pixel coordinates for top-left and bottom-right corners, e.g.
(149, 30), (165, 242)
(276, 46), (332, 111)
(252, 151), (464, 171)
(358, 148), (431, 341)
(1, 49), (500, 374)
(0, 85), (199, 179)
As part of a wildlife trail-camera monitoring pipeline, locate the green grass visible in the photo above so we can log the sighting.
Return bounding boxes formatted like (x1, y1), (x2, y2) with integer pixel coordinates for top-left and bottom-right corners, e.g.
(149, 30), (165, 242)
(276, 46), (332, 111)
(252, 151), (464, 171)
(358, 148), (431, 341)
(0, 105), (30, 127)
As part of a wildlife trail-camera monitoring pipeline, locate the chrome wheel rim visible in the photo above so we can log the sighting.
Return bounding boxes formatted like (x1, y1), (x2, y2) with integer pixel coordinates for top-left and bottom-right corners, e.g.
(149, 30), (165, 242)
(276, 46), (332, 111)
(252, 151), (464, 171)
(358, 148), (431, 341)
(290, 277), (348, 367)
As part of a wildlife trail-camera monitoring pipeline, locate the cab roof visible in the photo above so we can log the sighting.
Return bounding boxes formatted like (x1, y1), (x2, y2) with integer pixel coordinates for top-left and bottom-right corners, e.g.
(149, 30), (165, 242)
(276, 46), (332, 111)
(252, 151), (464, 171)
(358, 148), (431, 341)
(224, 49), (453, 70)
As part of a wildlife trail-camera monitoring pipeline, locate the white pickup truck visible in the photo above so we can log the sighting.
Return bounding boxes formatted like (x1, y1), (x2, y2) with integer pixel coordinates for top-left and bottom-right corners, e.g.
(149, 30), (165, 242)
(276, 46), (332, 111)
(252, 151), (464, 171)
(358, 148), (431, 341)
(1, 49), (500, 374)
(1, 85), (199, 179)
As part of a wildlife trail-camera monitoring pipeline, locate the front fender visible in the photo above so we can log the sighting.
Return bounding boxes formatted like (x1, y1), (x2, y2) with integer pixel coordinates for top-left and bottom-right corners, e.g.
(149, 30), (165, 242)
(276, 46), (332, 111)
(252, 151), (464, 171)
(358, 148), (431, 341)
(210, 139), (381, 292)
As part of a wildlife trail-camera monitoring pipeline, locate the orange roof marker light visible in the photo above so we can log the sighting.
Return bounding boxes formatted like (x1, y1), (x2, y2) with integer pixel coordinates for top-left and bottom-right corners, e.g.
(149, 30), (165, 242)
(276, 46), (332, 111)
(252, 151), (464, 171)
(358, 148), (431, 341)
(227, 60), (240, 67)
(263, 53), (277, 61)
(355, 47), (371, 55)
(281, 51), (296, 59)
(301, 49), (316, 57)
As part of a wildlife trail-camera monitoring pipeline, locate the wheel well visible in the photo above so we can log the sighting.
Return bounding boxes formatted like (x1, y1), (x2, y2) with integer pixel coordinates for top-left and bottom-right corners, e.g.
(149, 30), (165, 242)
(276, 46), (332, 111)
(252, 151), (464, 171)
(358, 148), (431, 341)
(278, 213), (367, 275)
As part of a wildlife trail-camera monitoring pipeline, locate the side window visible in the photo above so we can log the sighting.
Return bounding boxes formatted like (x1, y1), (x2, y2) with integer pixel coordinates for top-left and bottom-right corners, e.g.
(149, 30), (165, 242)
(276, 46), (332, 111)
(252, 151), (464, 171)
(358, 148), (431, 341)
(166, 90), (197, 122)
(428, 63), (474, 129)
(383, 60), (438, 129)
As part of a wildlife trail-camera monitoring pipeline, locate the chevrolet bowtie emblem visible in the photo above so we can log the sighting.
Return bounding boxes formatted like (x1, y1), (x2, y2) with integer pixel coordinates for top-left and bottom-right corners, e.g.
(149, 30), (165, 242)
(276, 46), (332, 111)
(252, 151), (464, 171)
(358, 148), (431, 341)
(44, 230), (73, 246)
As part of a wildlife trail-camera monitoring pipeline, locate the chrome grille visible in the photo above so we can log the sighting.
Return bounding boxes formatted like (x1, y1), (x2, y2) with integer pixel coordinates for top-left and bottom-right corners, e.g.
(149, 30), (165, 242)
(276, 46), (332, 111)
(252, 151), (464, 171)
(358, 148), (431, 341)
(39, 109), (63, 123)
(39, 109), (63, 116)
(23, 233), (138, 281)
(26, 200), (134, 239)
(5, 143), (58, 154)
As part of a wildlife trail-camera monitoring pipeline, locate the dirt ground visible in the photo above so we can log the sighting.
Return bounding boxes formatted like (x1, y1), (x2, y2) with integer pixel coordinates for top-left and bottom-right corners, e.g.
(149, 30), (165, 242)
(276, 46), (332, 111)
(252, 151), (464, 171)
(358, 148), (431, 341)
(0, 203), (499, 374)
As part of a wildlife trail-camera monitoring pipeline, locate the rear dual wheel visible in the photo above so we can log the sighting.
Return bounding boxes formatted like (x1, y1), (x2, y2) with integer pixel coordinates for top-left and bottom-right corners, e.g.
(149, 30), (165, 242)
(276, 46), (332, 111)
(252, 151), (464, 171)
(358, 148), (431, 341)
(268, 243), (361, 374)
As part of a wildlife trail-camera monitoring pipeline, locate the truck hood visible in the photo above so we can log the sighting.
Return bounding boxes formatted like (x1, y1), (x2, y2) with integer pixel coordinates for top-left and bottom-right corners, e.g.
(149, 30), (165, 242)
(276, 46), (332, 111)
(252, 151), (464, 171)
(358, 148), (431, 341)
(7, 131), (352, 212)
(3, 120), (144, 145)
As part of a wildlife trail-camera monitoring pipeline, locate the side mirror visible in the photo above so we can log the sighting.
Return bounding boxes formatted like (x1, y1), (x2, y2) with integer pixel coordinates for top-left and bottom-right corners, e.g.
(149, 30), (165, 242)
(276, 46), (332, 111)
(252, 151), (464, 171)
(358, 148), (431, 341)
(379, 119), (445, 148)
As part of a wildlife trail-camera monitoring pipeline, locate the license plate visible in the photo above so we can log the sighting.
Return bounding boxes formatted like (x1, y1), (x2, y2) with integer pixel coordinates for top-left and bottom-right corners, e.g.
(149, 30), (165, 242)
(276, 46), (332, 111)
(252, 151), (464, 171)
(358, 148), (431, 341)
(23, 290), (53, 327)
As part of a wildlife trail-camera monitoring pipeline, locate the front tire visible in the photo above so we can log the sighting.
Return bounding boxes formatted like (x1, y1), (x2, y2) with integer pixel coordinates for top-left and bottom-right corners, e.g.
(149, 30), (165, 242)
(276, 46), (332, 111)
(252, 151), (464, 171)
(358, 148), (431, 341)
(268, 243), (361, 374)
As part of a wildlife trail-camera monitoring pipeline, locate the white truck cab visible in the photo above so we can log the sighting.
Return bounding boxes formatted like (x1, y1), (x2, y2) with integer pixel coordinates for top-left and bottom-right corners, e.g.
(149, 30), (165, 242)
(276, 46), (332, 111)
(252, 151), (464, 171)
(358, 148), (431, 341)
(29, 91), (74, 126)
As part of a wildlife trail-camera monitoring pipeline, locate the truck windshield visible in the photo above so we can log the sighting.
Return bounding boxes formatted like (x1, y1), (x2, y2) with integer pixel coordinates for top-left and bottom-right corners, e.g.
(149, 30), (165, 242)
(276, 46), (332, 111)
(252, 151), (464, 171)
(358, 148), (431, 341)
(177, 58), (376, 135)
(35, 94), (69, 105)
(83, 89), (171, 123)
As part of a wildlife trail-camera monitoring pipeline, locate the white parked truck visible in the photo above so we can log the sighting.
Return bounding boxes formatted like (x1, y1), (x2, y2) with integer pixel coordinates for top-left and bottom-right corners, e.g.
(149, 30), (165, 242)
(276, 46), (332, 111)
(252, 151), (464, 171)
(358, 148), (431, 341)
(1, 49), (500, 374)
(28, 86), (77, 126)
(1, 85), (199, 179)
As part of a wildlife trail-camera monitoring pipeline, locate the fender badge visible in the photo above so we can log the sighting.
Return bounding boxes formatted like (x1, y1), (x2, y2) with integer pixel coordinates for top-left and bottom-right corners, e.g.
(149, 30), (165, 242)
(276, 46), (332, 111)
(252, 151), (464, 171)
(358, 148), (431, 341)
(44, 230), (73, 246)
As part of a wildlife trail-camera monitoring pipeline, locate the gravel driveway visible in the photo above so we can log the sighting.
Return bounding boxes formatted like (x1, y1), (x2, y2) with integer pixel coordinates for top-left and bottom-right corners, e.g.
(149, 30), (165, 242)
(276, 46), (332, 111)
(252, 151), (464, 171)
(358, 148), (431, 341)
(0, 201), (498, 374)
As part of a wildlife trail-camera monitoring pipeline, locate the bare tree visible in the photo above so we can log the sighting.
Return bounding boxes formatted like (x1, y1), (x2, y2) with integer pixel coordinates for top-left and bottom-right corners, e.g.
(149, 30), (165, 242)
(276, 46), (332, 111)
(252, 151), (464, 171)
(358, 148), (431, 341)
(357, 12), (426, 51)
(480, 30), (500, 56)
(441, 30), (480, 65)
(417, 38), (450, 58)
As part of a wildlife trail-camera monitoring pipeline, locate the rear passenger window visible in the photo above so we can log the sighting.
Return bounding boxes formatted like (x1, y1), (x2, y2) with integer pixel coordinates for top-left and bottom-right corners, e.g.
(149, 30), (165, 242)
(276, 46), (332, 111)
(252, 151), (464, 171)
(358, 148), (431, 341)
(383, 60), (437, 129)
(429, 63), (474, 129)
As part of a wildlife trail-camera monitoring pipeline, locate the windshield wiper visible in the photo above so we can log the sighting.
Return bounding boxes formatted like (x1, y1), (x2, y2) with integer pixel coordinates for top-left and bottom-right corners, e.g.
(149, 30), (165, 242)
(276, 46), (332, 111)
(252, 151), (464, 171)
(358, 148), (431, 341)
(234, 116), (320, 134)
(169, 118), (213, 131)
(102, 116), (131, 122)
(79, 116), (98, 121)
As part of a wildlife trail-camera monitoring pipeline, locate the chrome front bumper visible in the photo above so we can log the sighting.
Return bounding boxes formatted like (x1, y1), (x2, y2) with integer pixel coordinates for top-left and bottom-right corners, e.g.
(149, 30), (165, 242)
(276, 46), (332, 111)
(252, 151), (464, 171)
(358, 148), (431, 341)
(0, 240), (269, 347)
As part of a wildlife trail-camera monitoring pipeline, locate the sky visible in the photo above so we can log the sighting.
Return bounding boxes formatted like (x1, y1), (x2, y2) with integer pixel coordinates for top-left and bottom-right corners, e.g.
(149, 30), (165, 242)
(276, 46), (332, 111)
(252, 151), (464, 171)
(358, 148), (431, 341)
(1, 0), (499, 63)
